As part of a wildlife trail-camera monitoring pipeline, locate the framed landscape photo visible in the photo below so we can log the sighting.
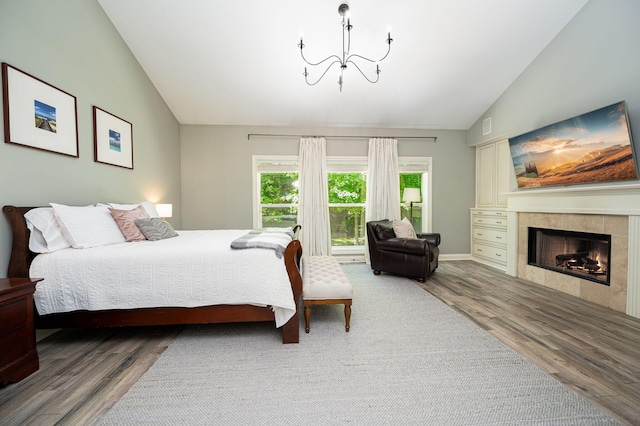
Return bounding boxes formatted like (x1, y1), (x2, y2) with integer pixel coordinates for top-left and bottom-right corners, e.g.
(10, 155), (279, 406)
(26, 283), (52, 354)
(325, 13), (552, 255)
(508, 101), (639, 189)
(93, 106), (133, 169)
(2, 62), (79, 157)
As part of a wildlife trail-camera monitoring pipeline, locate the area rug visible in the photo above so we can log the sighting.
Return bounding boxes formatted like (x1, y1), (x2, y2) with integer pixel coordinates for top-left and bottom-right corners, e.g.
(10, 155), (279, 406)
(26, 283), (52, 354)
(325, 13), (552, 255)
(96, 264), (617, 425)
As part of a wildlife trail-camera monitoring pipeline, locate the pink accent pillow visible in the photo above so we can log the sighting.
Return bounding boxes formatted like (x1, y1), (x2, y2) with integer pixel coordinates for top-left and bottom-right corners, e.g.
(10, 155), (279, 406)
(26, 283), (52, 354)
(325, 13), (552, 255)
(109, 205), (150, 242)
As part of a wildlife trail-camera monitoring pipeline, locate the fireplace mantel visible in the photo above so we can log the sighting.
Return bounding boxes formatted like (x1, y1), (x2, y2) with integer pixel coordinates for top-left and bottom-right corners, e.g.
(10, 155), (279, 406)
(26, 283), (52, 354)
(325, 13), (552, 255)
(503, 181), (640, 318)
(505, 182), (640, 216)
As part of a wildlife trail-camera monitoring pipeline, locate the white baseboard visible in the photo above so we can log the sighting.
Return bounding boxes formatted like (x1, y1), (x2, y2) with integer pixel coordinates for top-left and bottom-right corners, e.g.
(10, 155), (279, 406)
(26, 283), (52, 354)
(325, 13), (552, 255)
(440, 253), (472, 261)
(333, 253), (366, 264)
(333, 253), (472, 263)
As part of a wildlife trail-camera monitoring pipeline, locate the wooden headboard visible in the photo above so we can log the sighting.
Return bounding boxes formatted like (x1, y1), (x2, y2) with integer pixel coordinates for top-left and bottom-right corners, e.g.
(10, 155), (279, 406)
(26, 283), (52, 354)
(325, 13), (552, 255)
(3, 206), (39, 278)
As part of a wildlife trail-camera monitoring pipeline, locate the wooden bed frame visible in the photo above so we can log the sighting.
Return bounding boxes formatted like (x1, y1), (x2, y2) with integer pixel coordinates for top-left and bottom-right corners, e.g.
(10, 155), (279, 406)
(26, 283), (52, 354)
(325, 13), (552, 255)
(2, 205), (303, 344)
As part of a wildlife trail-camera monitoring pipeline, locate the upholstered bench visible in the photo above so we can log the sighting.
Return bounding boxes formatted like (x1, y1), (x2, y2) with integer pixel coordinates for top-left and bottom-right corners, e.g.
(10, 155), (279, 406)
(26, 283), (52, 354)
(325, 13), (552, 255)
(301, 256), (353, 333)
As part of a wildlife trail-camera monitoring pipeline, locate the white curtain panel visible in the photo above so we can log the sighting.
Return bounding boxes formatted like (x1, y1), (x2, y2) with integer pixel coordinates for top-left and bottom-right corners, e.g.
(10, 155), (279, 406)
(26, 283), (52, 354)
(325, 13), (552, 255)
(297, 137), (332, 256)
(365, 138), (400, 262)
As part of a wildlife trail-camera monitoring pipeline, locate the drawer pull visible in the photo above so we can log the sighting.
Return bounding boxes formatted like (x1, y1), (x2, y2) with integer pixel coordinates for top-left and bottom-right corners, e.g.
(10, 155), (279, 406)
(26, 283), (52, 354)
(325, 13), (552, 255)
(496, 221), (502, 224)
(477, 219), (483, 223)
(477, 233), (483, 236)
(477, 248), (483, 252)
(496, 253), (502, 257)
(496, 236), (502, 239)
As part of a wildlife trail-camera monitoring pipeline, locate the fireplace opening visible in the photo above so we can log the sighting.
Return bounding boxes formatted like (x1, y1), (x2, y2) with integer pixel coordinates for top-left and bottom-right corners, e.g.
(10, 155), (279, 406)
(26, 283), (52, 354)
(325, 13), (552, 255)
(527, 227), (611, 285)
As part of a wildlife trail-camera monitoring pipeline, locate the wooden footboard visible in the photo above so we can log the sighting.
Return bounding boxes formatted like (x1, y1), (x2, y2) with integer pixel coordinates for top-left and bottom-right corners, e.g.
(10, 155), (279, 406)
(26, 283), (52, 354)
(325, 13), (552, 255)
(2, 205), (303, 344)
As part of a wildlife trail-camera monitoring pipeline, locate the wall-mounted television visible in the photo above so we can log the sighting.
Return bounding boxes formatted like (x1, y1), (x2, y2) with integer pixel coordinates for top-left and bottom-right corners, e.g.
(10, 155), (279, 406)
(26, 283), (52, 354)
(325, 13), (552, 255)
(508, 101), (638, 189)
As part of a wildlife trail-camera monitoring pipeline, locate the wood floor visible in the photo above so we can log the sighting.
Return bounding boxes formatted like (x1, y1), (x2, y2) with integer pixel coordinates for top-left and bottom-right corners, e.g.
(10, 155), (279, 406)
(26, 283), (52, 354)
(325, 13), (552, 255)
(420, 261), (640, 426)
(1, 260), (639, 425)
(0, 326), (183, 425)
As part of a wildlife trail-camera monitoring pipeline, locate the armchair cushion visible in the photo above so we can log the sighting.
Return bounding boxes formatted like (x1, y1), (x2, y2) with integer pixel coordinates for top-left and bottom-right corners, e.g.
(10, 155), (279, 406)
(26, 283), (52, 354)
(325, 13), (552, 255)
(378, 238), (429, 256)
(393, 217), (417, 238)
(374, 223), (396, 240)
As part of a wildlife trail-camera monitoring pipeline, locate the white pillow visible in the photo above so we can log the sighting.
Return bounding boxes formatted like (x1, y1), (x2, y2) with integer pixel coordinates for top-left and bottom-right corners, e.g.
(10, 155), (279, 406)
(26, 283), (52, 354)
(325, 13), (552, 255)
(393, 217), (418, 239)
(50, 203), (127, 248)
(24, 207), (72, 253)
(107, 201), (159, 218)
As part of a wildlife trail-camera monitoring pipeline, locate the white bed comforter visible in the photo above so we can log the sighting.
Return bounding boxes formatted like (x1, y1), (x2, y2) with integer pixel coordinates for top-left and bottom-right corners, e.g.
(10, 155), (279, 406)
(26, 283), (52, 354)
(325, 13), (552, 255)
(29, 230), (296, 327)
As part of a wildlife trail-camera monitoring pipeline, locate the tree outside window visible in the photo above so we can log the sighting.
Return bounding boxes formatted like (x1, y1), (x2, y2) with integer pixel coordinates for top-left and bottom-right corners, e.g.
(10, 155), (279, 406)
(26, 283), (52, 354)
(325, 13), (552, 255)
(328, 172), (367, 246)
(259, 172), (298, 228)
(400, 173), (423, 233)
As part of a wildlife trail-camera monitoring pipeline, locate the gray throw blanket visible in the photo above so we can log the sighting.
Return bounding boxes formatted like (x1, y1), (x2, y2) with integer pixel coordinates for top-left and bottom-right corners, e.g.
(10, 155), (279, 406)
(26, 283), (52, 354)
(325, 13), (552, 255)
(230, 228), (295, 258)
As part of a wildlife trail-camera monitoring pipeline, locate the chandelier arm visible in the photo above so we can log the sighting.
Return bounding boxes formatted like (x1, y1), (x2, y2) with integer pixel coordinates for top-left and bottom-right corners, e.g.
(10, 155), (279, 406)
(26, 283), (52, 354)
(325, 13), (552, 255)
(345, 53), (376, 64)
(377, 41), (393, 62)
(346, 60), (380, 84)
(346, 42), (392, 64)
(304, 60), (343, 86)
(300, 50), (344, 67)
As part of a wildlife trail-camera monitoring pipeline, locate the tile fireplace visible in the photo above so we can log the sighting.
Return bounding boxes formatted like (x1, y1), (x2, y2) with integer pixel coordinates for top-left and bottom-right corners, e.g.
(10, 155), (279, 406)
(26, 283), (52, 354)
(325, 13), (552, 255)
(527, 227), (611, 285)
(505, 182), (640, 317)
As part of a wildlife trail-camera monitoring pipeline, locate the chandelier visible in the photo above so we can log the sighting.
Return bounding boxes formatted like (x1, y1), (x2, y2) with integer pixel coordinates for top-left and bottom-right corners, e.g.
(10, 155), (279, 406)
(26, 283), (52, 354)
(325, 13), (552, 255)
(298, 3), (393, 92)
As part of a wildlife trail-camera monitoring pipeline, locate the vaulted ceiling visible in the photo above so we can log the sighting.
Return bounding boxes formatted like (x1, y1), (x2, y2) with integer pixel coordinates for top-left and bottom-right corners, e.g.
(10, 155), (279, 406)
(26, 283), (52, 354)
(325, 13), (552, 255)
(97, 0), (588, 130)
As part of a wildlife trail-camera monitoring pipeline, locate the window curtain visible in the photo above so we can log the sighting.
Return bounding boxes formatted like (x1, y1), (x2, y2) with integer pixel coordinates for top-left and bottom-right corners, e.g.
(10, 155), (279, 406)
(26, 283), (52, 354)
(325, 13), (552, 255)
(365, 138), (400, 262)
(297, 137), (332, 256)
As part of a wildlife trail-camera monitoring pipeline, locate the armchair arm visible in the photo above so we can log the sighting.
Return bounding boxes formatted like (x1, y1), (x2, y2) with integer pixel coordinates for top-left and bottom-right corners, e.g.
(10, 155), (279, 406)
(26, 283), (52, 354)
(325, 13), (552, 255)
(377, 237), (429, 256)
(418, 232), (441, 247)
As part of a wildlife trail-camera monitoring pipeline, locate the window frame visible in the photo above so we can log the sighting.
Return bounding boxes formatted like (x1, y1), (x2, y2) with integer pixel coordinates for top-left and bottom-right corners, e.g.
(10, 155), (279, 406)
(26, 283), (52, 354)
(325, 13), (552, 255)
(399, 156), (433, 234)
(252, 155), (299, 229)
(327, 156), (368, 251)
(252, 154), (433, 251)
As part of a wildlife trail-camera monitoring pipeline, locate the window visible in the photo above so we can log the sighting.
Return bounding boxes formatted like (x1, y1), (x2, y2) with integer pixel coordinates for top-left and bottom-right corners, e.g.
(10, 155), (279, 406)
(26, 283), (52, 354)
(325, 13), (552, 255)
(399, 158), (432, 235)
(326, 157), (368, 247)
(253, 155), (432, 250)
(253, 156), (298, 229)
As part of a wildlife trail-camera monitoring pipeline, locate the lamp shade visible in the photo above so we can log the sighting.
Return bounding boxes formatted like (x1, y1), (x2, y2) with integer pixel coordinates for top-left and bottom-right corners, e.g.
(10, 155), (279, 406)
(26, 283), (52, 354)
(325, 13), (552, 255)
(155, 203), (173, 218)
(402, 188), (421, 203)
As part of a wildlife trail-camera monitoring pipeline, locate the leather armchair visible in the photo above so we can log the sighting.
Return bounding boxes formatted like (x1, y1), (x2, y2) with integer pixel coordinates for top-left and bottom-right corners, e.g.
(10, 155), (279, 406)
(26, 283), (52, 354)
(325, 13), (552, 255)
(366, 219), (441, 282)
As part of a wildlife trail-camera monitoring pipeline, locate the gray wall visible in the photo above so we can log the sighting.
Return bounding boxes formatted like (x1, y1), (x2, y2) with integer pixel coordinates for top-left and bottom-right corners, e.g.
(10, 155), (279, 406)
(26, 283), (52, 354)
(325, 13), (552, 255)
(180, 125), (475, 255)
(468, 0), (640, 152)
(0, 0), (181, 276)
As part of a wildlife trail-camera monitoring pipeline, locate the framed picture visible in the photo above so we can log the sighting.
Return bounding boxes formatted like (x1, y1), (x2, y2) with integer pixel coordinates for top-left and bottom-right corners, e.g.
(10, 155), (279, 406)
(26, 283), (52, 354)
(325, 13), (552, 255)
(508, 101), (638, 189)
(2, 62), (79, 157)
(93, 106), (133, 169)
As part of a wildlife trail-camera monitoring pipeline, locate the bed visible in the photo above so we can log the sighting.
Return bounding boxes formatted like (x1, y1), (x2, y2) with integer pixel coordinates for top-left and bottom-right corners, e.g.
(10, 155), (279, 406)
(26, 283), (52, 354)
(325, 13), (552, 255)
(2, 205), (303, 344)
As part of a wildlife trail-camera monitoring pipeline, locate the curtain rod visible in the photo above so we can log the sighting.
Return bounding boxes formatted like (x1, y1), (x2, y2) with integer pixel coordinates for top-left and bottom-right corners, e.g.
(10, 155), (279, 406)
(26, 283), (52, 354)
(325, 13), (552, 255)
(247, 133), (437, 142)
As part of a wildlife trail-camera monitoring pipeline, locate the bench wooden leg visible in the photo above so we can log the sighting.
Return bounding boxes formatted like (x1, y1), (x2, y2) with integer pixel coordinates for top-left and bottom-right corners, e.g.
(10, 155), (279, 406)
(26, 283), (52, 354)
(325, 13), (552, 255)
(304, 305), (311, 333)
(344, 303), (351, 332)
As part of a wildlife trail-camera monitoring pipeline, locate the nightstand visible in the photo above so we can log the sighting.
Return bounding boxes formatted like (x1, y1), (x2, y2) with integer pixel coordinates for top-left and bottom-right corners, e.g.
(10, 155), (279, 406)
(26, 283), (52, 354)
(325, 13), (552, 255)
(0, 278), (42, 386)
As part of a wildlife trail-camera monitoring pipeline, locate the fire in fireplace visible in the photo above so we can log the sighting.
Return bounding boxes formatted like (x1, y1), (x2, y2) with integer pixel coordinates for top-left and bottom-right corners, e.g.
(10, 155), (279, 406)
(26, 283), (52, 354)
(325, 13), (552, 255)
(527, 227), (611, 285)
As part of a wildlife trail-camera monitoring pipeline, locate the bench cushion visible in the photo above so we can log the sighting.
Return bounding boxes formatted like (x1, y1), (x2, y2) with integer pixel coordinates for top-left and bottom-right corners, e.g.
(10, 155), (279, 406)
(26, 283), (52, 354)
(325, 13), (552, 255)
(302, 256), (353, 300)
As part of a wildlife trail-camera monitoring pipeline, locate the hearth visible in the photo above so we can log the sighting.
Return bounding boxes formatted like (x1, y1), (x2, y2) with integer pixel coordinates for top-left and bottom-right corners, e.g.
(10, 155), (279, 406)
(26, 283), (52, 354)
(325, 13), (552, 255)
(528, 227), (611, 285)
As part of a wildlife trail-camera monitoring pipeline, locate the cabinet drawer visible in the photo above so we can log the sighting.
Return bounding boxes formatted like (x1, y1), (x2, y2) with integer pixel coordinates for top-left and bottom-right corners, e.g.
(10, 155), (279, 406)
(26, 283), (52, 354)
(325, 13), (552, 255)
(0, 297), (28, 335)
(473, 228), (507, 244)
(472, 216), (507, 227)
(0, 326), (29, 366)
(473, 243), (507, 265)
(472, 210), (506, 217)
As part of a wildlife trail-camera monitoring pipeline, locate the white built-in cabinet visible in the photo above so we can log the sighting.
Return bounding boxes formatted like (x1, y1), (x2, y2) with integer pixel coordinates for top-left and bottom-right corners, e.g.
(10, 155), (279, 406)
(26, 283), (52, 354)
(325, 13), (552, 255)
(476, 139), (510, 208)
(471, 209), (507, 269)
(472, 139), (512, 270)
